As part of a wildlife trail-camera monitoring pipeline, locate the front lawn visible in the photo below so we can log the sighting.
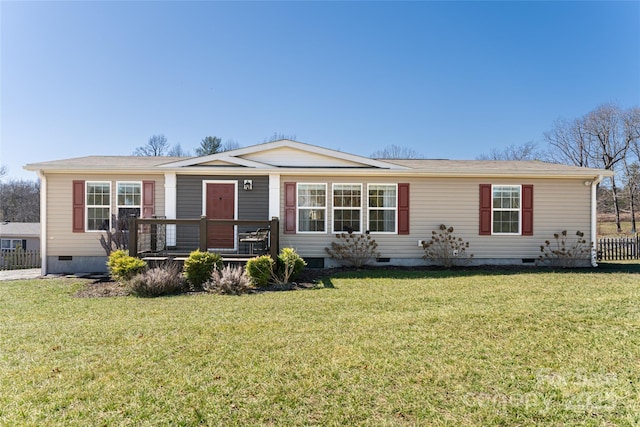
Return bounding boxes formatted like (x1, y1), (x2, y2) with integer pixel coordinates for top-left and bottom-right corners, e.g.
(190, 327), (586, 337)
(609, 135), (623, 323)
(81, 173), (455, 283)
(1, 267), (639, 426)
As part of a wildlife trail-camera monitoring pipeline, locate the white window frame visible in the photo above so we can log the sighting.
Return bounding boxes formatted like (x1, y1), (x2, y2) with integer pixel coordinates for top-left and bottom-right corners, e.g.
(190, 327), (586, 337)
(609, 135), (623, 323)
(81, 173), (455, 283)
(492, 184), (522, 235)
(1, 239), (27, 251)
(116, 181), (142, 220)
(297, 183), (327, 234)
(332, 183), (363, 233)
(86, 181), (112, 232)
(367, 183), (398, 234)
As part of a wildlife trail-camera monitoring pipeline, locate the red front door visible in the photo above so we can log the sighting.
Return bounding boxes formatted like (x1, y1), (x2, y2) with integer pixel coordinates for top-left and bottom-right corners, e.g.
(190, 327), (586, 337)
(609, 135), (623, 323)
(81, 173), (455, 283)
(206, 183), (235, 249)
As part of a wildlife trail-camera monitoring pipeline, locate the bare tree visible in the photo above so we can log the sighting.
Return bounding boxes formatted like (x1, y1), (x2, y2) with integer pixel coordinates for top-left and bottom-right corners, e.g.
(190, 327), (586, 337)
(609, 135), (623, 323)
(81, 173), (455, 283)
(0, 165), (7, 180)
(263, 133), (297, 143)
(134, 134), (170, 156)
(0, 179), (40, 222)
(545, 104), (640, 232)
(585, 104), (633, 232)
(221, 139), (241, 152)
(370, 144), (422, 159)
(476, 141), (544, 161)
(544, 117), (593, 167)
(167, 143), (191, 157)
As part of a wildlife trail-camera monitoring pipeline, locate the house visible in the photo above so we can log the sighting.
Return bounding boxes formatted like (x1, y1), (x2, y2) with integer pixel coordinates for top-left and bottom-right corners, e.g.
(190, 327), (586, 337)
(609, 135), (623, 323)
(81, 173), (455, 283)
(25, 139), (612, 275)
(0, 222), (40, 252)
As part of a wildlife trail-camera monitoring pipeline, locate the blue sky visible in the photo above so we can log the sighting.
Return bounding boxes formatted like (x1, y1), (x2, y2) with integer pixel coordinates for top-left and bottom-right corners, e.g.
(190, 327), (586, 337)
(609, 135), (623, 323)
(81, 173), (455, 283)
(1, 1), (639, 181)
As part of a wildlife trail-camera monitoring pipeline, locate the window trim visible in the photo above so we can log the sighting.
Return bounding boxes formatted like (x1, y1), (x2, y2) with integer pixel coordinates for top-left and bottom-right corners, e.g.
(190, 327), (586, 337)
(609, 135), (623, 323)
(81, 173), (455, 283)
(1, 239), (27, 251)
(367, 183), (398, 234)
(491, 184), (522, 235)
(116, 181), (142, 220)
(296, 183), (327, 234)
(85, 181), (112, 232)
(332, 183), (363, 233)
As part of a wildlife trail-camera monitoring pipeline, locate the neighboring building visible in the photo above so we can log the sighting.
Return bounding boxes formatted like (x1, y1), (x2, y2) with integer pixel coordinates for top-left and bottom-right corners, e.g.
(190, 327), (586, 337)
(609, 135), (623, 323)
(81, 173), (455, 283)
(0, 222), (40, 252)
(25, 139), (612, 275)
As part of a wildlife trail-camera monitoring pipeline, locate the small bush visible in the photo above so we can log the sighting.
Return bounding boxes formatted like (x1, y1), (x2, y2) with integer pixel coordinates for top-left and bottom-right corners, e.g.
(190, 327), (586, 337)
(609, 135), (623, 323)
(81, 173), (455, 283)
(204, 265), (254, 295)
(274, 247), (306, 285)
(245, 255), (274, 288)
(325, 230), (380, 267)
(99, 214), (129, 256)
(183, 250), (223, 288)
(128, 263), (186, 297)
(538, 230), (592, 268)
(107, 250), (147, 283)
(422, 224), (473, 268)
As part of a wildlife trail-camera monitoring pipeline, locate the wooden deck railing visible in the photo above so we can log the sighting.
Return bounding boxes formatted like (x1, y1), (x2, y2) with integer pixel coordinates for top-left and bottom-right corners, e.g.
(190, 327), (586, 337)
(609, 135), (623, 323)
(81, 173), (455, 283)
(127, 216), (279, 261)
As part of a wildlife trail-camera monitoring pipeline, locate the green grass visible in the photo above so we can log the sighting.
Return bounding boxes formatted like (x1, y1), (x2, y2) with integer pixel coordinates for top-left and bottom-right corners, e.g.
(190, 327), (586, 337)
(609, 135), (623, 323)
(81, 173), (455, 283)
(1, 268), (639, 426)
(598, 221), (638, 237)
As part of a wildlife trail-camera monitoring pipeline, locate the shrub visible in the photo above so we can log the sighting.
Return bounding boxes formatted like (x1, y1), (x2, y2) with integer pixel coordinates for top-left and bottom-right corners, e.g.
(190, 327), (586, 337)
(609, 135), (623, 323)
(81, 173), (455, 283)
(422, 224), (473, 268)
(538, 230), (592, 268)
(245, 255), (274, 288)
(203, 265), (254, 295)
(274, 247), (306, 285)
(107, 250), (147, 283)
(183, 250), (223, 288)
(128, 263), (186, 297)
(99, 214), (129, 256)
(325, 230), (380, 267)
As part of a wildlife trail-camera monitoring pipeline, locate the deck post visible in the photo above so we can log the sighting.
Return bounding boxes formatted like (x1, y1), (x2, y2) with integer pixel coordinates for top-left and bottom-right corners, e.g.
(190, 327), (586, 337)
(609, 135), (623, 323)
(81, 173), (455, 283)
(128, 216), (137, 257)
(199, 215), (208, 252)
(270, 216), (279, 260)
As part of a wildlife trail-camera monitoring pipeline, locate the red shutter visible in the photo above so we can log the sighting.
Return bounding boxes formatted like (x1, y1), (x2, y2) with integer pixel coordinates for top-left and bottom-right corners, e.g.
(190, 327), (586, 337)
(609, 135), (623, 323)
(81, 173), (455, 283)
(284, 182), (296, 234)
(479, 184), (492, 235)
(142, 180), (155, 218)
(397, 183), (410, 235)
(522, 184), (534, 236)
(72, 180), (85, 233)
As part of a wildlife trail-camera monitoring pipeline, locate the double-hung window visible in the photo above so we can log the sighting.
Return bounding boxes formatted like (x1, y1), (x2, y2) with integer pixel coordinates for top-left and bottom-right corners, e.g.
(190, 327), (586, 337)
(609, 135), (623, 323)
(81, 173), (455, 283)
(297, 184), (326, 233)
(86, 182), (111, 231)
(368, 184), (397, 233)
(492, 185), (521, 234)
(117, 182), (142, 221)
(333, 184), (362, 233)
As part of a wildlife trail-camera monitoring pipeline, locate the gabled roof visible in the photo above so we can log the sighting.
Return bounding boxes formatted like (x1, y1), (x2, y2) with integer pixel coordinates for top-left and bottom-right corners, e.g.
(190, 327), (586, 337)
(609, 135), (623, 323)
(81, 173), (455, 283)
(161, 140), (407, 170)
(0, 222), (41, 237)
(24, 139), (613, 179)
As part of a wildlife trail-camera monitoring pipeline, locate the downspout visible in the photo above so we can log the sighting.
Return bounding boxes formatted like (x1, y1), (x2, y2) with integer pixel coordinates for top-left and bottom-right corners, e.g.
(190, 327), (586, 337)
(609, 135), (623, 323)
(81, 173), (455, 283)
(590, 175), (604, 267)
(38, 171), (47, 276)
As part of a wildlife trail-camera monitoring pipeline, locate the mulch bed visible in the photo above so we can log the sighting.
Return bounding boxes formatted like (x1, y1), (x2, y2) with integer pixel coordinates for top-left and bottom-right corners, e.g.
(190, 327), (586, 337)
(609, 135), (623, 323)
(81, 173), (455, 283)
(73, 267), (341, 298)
(73, 264), (541, 298)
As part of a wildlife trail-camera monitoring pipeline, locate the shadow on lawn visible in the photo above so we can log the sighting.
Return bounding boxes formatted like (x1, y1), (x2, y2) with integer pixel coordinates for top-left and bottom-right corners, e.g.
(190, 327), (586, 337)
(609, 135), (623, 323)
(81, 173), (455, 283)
(314, 261), (640, 282)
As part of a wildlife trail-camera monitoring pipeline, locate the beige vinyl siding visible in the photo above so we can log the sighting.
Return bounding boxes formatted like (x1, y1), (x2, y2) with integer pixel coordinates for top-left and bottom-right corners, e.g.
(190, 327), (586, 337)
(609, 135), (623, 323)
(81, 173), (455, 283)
(279, 175), (592, 260)
(45, 174), (165, 256)
(243, 147), (367, 167)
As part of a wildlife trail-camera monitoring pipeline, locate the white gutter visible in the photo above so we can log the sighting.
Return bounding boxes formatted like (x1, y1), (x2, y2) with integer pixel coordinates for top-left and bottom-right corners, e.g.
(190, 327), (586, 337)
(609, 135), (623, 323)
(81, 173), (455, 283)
(590, 174), (605, 267)
(38, 171), (47, 276)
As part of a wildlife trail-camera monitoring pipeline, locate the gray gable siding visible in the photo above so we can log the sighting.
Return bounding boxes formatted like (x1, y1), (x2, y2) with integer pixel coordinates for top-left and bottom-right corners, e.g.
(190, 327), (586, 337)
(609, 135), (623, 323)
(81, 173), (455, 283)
(175, 175), (269, 250)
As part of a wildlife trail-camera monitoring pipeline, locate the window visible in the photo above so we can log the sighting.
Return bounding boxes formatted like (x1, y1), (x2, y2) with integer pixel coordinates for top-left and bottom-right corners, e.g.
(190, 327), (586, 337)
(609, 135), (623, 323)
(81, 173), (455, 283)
(297, 184), (326, 232)
(117, 182), (142, 220)
(86, 182), (111, 231)
(333, 184), (362, 233)
(1, 239), (27, 251)
(368, 184), (397, 233)
(492, 185), (521, 234)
